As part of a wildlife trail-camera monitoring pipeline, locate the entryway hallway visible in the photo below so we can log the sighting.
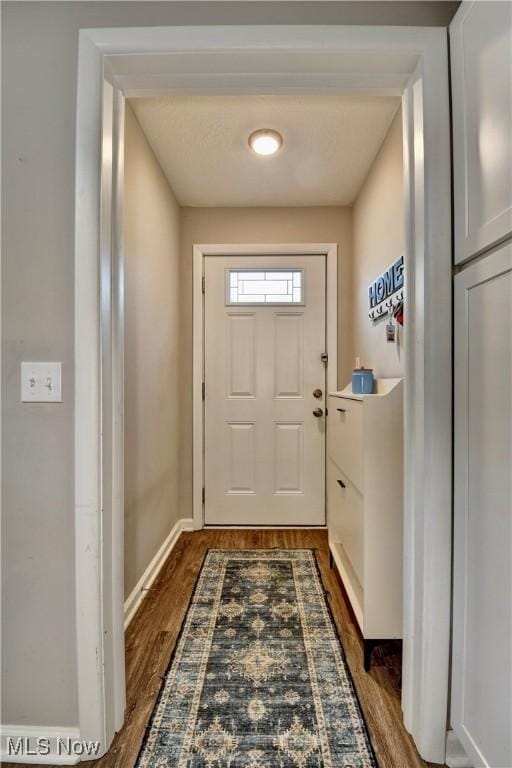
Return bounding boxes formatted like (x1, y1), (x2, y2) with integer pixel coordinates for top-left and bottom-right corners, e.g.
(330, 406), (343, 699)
(81, 531), (437, 768)
(4, 5), (510, 768)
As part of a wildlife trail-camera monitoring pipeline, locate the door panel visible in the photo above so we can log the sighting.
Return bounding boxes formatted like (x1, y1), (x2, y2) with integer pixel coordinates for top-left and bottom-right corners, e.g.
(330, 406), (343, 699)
(450, 1), (512, 263)
(204, 255), (326, 526)
(274, 314), (304, 397)
(226, 423), (255, 494)
(274, 422), (304, 494)
(452, 242), (512, 768)
(226, 313), (256, 397)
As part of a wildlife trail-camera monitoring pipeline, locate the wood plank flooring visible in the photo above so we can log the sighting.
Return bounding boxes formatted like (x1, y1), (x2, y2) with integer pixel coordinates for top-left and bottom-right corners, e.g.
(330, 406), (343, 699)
(8, 530), (442, 768)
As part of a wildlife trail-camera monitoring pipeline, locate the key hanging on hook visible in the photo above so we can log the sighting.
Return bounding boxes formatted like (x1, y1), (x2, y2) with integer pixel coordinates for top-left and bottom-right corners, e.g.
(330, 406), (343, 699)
(386, 302), (396, 343)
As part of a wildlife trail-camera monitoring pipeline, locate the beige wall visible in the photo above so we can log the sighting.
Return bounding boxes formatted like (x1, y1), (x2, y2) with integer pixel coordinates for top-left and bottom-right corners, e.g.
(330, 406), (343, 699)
(123, 105), (182, 599)
(179, 206), (353, 520)
(1, 0), (457, 730)
(351, 109), (405, 378)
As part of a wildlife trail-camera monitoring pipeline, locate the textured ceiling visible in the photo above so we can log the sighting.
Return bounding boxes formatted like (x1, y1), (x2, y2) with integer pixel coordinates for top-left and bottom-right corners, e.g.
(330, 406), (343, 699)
(130, 94), (400, 207)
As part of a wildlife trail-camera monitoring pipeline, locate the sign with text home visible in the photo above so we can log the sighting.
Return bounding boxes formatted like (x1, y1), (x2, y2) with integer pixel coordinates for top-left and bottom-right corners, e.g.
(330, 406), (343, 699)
(368, 255), (404, 320)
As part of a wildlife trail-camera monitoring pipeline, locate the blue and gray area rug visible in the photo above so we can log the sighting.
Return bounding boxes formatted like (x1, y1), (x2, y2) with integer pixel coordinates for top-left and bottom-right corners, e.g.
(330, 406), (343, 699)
(137, 549), (377, 768)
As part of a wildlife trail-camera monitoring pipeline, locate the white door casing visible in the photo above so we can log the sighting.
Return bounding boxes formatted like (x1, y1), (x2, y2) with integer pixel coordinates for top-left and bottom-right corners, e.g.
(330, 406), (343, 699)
(204, 255), (326, 526)
(75, 26), (451, 764)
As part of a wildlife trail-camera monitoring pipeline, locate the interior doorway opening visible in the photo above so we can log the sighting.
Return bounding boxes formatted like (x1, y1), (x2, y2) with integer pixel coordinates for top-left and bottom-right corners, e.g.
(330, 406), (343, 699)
(75, 25), (451, 766)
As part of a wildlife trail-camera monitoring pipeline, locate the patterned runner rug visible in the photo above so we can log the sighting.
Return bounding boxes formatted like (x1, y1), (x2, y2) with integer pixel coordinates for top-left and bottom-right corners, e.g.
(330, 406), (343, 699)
(136, 549), (376, 768)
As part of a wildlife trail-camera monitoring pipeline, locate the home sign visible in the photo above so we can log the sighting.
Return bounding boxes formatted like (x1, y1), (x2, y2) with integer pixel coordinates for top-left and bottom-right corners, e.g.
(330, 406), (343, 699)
(368, 255), (404, 320)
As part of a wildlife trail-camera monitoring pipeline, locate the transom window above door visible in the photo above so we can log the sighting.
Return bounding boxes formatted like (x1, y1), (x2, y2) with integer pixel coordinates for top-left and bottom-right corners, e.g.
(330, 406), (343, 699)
(226, 268), (304, 305)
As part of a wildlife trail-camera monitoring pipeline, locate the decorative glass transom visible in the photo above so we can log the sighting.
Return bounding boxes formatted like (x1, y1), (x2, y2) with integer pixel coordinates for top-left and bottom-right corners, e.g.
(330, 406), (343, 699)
(226, 268), (304, 305)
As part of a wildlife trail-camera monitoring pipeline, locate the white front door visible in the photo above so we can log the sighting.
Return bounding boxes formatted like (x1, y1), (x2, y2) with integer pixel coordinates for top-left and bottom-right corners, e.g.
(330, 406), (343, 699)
(204, 255), (326, 526)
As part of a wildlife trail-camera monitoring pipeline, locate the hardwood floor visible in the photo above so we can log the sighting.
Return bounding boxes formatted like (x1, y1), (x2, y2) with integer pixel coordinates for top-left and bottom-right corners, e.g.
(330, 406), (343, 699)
(9, 530), (442, 768)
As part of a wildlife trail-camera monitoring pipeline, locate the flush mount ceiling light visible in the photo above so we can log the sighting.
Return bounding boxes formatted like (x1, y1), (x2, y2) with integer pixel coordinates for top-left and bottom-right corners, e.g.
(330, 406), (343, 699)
(248, 128), (283, 156)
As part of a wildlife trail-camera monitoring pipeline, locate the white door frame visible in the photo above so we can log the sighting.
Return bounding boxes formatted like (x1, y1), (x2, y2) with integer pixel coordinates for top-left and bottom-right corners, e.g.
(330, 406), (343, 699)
(193, 244), (338, 530)
(75, 24), (452, 764)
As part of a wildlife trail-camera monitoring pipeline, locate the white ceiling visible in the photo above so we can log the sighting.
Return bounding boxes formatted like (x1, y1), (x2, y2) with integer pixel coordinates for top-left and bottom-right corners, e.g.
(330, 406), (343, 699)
(130, 94), (400, 207)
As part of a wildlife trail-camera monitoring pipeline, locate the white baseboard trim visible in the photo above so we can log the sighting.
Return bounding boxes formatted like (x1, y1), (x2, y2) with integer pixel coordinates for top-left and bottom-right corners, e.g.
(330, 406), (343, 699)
(0, 725), (86, 765)
(203, 525), (328, 530)
(446, 730), (473, 768)
(124, 517), (194, 629)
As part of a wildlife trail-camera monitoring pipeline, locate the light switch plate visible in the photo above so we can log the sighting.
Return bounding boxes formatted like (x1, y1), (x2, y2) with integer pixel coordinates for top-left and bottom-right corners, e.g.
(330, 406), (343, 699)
(21, 362), (62, 402)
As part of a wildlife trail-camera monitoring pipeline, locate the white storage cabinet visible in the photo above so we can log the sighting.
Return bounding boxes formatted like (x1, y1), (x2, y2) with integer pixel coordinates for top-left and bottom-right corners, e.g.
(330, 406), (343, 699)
(451, 242), (512, 768)
(327, 378), (403, 670)
(450, 1), (512, 264)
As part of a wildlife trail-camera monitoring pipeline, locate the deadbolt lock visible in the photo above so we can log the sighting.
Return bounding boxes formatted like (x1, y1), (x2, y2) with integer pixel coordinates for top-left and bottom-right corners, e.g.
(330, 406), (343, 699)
(313, 388), (323, 399)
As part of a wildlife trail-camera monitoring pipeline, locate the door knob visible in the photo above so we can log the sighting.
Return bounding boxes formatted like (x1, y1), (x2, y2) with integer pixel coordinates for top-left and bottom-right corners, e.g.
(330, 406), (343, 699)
(313, 408), (323, 417)
(313, 388), (323, 399)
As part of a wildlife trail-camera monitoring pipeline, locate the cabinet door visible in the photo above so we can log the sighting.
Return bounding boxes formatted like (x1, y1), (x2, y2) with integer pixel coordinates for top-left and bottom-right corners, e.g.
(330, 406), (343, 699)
(327, 460), (364, 587)
(450, 1), (512, 264)
(452, 242), (512, 767)
(327, 397), (363, 493)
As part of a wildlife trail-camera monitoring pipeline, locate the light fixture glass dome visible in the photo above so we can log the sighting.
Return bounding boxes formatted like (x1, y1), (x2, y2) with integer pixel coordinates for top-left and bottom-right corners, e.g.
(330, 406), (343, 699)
(248, 129), (283, 156)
